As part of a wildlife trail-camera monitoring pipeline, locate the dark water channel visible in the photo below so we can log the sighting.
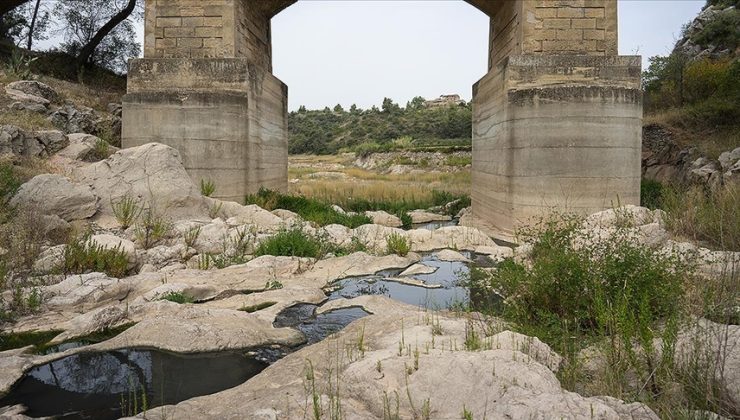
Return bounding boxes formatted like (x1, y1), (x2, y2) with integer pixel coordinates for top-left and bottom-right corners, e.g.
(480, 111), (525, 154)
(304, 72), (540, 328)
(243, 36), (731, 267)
(328, 252), (486, 310)
(0, 244), (507, 418)
(0, 349), (266, 419)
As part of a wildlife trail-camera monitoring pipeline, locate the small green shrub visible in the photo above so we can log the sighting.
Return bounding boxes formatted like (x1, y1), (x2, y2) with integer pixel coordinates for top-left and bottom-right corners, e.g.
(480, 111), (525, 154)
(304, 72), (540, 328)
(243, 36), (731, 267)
(480, 215), (694, 406)
(111, 195), (142, 229)
(399, 212), (413, 230)
(0, 160), (22, 206)
(134, 208), (172, 249)
(640, 178), (664, 210)
(200, 179), (216, 197)
(386, 233), (410, 256)
(254, 227), (325, 258)
(61, 235), (130, 278)
(160, 292), (194, 304)
(246, 188), (371, 228)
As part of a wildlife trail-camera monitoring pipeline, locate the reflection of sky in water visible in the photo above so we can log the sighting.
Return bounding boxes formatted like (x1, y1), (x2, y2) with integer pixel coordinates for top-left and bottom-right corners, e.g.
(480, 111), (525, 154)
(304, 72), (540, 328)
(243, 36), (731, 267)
(0, 349), (267, 420)
(329, 253), (473, 309)
(30, 350), (152, 394)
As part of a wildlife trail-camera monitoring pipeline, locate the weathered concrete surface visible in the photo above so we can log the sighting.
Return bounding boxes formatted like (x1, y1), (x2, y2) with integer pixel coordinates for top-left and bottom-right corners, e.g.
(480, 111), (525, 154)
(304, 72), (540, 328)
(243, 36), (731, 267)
(122, 58), (288, 203)
(468, 54), (642, 241)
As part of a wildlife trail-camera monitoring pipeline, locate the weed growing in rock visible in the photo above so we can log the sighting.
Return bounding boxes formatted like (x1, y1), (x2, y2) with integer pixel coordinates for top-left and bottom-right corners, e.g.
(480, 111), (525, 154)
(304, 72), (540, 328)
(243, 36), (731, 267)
(208, 201), (223, 219)
(61, 234), (129, 278)
(92, 138), (112, 160)
(200, 179), (216, 197)
(111, 194), (142, 229)
(182, 225), (201, 249)
(134, 208), (171, 249)
(386, 233), (410, 256)
(160, 292), (194, 304)
(254, 227), (334, 259)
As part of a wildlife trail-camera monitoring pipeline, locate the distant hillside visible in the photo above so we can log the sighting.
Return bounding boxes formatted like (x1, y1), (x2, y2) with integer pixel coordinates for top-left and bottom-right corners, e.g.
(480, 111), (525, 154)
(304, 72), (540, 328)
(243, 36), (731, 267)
(288, 97), (471, 155)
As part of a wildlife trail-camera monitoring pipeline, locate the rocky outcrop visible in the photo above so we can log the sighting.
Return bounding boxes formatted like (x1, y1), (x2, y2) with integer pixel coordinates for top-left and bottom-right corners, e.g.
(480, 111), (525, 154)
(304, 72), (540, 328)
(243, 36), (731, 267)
(9, 174), (97, 221)
(134, 297), (657, 420)
(0, 125), (68, 158)
(675, 4), (738, 61)
(74, 143), (210, 220)
(5, 80), (59, 103)
(642, 124), (739, 188)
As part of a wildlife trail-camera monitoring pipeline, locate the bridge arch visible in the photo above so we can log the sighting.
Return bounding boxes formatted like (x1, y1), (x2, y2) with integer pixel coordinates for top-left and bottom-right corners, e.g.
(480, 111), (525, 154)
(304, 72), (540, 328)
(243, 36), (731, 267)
(123, 0), (641, 241)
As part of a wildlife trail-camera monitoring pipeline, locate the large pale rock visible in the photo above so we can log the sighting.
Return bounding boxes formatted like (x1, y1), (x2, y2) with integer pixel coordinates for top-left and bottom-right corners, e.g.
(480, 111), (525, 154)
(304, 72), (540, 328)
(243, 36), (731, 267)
(409, 210), (451, 224)
(44, 273), (127, 310)
(319, 224), (353, 247)
(137, 297), (657, 420)
(75, 143), (209, 220)
(408, 226), (497, 252)
(435, 249), (471, 262)
(218, 200), (284, 231)
(4, 88), (49, 107)
(9, 174), (97, 221)
(32, 244), (66, 273)
(365, 210), (403, 228)
(399, 263), (437, 276)
(5, 80), (59, 102)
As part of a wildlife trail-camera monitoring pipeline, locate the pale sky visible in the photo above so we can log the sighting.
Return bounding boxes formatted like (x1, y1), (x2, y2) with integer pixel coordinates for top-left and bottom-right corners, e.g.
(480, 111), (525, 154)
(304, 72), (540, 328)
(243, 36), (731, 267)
(271, 0), (705, 110)
(40, 0), (706, 111)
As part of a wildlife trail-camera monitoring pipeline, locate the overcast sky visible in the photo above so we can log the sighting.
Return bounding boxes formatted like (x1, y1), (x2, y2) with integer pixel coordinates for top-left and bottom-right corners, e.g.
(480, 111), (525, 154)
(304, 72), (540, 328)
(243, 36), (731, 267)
(270, 0), (704, 110)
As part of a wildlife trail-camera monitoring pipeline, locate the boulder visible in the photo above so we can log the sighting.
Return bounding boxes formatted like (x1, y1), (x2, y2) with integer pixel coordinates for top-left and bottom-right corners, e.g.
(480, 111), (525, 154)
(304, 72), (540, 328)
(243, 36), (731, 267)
(365, 210), (403, 228)
(9, 174), (97, 221)
(409, 210), (451, 224)
(435, 249), (471, 262)
(221, 203), (284, 231)
(399, 263), (437, 276)
(49, 104), (98, 134)
(57, 133), (116, 162)
(320, 224), (353, 247)
(34, 130), (68, 155)
(5, 80), (59, 102)
(718, 147), (740, 171)
(4, 88), (49, 107)
(74, 143), (210, 220)
(33, 244), (66, 273)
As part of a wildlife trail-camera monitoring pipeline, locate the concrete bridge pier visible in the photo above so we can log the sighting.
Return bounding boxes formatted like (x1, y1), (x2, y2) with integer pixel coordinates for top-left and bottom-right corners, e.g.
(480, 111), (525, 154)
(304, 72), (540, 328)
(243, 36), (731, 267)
(122, 0), (642, 241)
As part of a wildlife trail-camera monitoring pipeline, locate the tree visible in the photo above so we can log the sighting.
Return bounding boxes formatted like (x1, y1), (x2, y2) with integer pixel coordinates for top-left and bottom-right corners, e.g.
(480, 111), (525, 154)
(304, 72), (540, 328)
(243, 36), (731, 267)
(407, 96), (426, 111)
(381, 97), (400, 113)
(0, 0), (30, 17)
(54, 0), (141, 73)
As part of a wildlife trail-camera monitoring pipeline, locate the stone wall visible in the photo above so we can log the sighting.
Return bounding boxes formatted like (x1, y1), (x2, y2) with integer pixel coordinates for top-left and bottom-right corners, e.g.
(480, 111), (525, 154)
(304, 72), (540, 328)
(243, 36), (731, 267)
(521, 0), (618, 56)
(144, 0), (234, 59)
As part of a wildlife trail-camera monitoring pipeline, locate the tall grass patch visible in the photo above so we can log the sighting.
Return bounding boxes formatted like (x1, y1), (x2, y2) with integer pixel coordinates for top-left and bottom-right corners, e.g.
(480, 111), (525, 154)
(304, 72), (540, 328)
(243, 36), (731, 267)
(245, 188), (371, 228)
(662, 183), (739, 251)
(61, 234), (130, 278)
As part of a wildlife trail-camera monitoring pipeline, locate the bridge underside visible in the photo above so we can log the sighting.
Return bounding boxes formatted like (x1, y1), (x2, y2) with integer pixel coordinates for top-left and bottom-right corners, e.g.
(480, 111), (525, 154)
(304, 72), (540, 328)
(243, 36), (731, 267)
(122, 0), (642, 241)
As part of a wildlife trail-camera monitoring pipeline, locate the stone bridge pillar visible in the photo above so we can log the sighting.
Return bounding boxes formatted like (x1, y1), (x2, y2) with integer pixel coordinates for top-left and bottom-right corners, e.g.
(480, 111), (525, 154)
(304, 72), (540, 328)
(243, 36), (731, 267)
(122, 0), (291, 203)
(123, 0), (641, 241)
(467, 0), (642, 241)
